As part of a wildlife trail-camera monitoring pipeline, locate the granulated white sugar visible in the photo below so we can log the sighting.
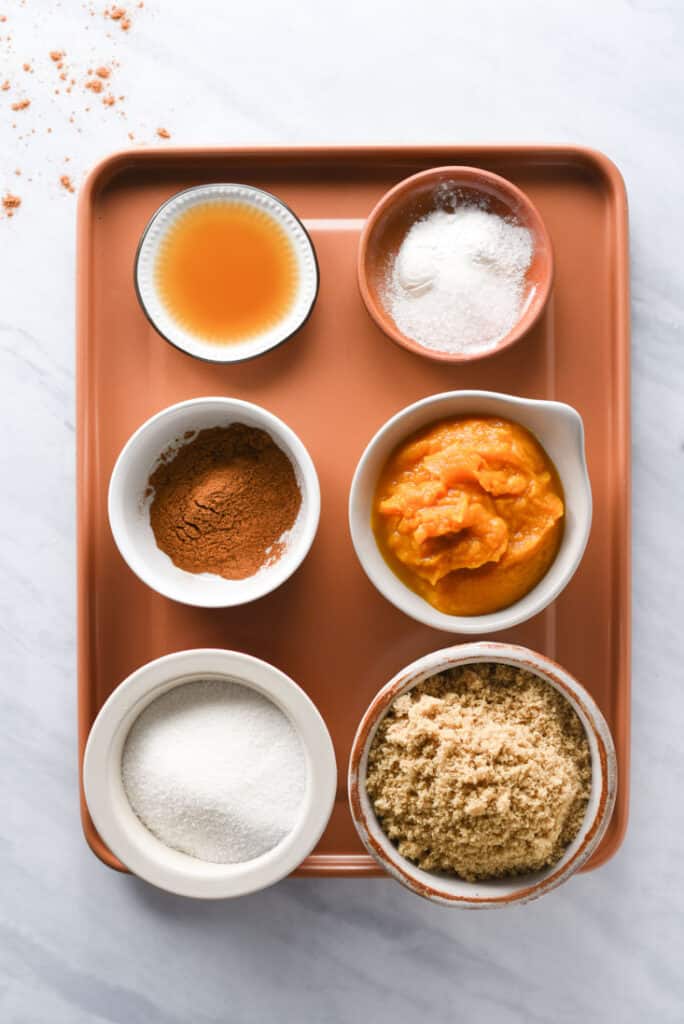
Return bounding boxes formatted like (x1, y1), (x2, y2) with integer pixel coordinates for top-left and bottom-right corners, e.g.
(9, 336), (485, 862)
(121, 678), (307, 864)
(385, 204), (533, 355)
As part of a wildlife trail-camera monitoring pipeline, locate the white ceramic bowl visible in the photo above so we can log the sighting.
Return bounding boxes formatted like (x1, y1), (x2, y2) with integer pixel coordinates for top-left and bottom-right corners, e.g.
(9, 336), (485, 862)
(109, 397), (320, 607)
(135, 183), (319, 363)
(83, 649), (337, 898)
(348, 642), (617, 908)
(348, 390), (592, 633)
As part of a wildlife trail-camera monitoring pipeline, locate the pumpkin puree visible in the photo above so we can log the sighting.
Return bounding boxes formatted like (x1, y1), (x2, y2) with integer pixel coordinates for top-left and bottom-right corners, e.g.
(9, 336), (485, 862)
(373, 416), (564, 615)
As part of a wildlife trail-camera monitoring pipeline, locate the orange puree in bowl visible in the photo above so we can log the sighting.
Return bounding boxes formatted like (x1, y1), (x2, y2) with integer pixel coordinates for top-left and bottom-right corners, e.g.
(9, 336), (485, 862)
(373, 416), (564, 616)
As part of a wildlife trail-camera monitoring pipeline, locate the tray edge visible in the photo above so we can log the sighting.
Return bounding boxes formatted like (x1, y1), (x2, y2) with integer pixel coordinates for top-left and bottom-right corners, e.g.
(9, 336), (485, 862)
(75, 143), (632, 880)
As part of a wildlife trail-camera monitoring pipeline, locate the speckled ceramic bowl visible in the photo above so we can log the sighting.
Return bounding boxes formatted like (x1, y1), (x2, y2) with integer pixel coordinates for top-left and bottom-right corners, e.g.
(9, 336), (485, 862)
(348, 642), (617, 908)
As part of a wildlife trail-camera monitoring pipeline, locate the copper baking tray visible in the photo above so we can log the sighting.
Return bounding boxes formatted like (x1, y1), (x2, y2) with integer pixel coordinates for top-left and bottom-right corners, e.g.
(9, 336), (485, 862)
(77, 145), (630, 876)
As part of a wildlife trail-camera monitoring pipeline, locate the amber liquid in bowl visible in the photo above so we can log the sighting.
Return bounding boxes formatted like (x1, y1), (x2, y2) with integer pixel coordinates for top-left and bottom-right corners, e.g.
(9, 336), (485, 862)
(154, 201), (299, 344)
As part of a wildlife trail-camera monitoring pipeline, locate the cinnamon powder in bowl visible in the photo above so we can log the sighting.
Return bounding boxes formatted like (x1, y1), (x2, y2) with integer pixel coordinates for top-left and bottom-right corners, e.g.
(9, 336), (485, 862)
(108, 398), (320, 607)
(148, 423), (301, 581)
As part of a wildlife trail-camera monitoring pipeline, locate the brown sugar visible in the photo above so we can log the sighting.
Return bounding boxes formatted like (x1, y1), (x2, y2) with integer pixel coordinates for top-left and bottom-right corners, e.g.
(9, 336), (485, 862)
(366, 663), (591, 881)
(85, 78), (103, 93)
(95, 66), (110, 78)
(148, 424), (302, 580)
(49, 50), (64, 61)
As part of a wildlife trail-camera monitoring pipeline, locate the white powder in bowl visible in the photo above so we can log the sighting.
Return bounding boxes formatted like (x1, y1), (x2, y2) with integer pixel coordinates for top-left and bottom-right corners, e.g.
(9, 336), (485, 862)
(121, 678), (307, 864)
(385, 204), (534, 355)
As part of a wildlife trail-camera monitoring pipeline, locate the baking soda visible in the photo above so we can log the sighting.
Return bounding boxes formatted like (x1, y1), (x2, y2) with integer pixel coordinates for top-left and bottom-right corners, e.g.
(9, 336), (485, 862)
(121, 678), (307, 864)
(386, 204), (533, 355)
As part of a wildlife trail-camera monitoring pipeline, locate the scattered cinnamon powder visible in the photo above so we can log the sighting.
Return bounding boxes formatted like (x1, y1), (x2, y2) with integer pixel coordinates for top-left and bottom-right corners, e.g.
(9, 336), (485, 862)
(106, 5), (131, 29)
(60, 175), (75, 193)
(148, 424), (302, 580)
(2, 193), (21, 217)
(1, 4), (172, 213)
(366, 662), (591, 881)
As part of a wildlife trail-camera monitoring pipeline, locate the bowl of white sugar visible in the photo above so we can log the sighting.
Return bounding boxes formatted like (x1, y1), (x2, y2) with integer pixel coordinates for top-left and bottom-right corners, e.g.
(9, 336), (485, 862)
(83, 649), (337, 898)
(358, 166), (553, 363)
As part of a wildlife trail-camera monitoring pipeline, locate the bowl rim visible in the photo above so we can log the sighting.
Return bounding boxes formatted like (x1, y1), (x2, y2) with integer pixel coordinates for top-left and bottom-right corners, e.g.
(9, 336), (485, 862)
(83, 648), (338, 898)
(134, 182), (320, 365)
(348, 389), (592, 634)
(357, 165), (554, 364)
(348, 641), (617, 907)
(108, 396), (321, 608)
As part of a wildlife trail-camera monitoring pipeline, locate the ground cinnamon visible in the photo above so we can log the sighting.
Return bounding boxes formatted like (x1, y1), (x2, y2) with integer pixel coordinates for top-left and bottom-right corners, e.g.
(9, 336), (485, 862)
(2, 193), (21, 217)
(148, 424), (302, 580)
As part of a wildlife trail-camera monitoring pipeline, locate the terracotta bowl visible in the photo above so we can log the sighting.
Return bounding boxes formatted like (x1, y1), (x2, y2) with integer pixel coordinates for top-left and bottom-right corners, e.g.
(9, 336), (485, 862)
(357, 166), (554, 363)
(348, 642), (617, 908)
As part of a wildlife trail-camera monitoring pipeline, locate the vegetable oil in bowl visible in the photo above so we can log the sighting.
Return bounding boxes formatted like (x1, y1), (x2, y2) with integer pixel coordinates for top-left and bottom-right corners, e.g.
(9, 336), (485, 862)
(154, 200), (299, 345)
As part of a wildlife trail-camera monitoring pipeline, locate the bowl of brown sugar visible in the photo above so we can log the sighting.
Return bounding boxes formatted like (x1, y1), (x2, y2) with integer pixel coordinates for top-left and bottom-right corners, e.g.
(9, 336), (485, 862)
(108, 398), (320, 607)
(348, 642), (617, 908)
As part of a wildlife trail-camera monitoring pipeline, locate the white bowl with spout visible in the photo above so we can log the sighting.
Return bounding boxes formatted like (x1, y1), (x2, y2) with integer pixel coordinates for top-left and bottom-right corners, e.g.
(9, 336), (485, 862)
(348, 391), (592, 634)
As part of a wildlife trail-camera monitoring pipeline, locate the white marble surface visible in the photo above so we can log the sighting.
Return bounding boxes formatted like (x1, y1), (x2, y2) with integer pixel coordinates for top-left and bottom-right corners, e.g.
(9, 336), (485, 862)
(1, 1), (683, 1021)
